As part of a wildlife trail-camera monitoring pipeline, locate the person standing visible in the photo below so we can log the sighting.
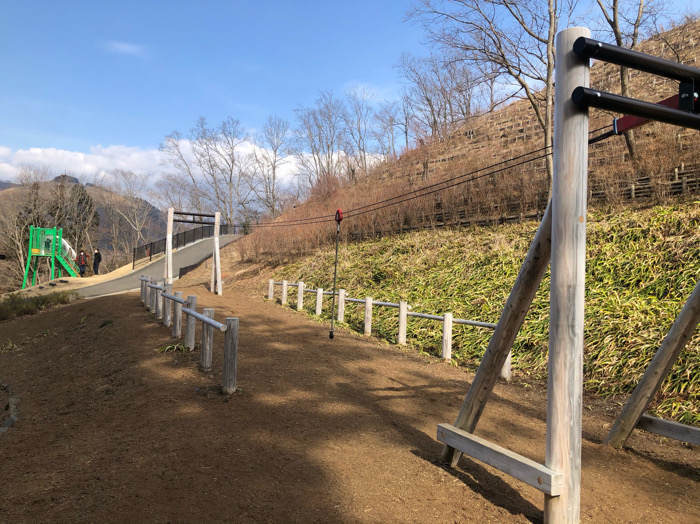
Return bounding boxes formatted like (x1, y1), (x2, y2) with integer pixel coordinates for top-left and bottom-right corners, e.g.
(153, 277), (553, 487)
(93, 248), (102, 275)
(76, 250), (89, 277)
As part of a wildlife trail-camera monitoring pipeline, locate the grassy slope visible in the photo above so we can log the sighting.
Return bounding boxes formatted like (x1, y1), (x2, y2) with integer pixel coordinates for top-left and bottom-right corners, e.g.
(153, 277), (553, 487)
(275, 202), (699, 424)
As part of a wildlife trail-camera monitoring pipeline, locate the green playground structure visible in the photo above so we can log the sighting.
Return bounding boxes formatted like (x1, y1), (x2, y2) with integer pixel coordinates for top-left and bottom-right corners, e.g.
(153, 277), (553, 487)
(22, 226), (80, 288)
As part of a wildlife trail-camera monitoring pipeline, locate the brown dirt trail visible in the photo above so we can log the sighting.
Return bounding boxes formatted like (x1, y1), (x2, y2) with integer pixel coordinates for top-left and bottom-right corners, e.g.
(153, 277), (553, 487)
(0, 272), (698, 522)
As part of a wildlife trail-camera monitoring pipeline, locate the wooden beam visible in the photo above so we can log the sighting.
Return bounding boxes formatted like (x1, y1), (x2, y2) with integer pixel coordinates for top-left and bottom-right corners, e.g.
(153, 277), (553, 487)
(437, 424), (563, 496)
(637, 414), (700, 445)
(605, 279), (700, 448)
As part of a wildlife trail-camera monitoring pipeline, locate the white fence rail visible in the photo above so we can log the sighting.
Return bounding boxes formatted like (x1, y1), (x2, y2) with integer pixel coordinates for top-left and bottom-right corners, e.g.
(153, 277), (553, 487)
(267, 279), (510, 380)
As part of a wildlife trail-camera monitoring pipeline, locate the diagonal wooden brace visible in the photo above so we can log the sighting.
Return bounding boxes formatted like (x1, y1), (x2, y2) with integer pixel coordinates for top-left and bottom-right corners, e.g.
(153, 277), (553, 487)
(442, 201), (552, 467)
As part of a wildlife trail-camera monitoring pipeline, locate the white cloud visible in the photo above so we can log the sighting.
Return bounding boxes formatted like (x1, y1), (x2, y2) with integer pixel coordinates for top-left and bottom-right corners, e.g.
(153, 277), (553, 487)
(104, 40), (146, 57)
(0, 142), (301, 185)
(0, 144), (166, 182)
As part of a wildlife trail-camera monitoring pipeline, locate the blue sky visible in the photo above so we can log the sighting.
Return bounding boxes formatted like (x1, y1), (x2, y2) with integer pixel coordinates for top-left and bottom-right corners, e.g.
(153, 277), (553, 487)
(0, 1), (423, 154)
(0, 1), (694, 181)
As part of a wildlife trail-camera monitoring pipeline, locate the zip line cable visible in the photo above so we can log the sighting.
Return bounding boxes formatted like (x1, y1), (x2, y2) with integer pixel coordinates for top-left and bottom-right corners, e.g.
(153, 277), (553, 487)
(249, 146), (553, 228)
(243, 126), (616, 229)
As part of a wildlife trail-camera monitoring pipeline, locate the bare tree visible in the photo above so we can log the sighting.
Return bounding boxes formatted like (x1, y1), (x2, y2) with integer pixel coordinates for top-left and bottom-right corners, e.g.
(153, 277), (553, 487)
(343, 88), (375, 181)
(399, 53), (479, 140)
(374, 101), (401, 160)
(161, 117), (257, 224)
(251, 115), (290, 217)
(595, 0), (662, 164)
(293, 91), (348, 196)
(103, 169), (154, 249)
(414, 0), (576, 182)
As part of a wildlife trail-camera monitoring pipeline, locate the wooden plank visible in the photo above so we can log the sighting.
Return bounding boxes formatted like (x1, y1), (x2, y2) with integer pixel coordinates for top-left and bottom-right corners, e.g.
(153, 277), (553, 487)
(605, 280), (700, 448)
(437, 424), (563, 496)
(545, 26), (590, 523)
(637, 414), (700, 445)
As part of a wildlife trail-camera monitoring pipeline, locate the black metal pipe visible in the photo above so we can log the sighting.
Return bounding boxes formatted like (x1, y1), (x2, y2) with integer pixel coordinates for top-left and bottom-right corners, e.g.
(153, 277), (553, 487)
(173, 219), (215, 225)
(572, 87), (700, 131)
(573, 37), (700, 82)
(173, 211), (216, 218)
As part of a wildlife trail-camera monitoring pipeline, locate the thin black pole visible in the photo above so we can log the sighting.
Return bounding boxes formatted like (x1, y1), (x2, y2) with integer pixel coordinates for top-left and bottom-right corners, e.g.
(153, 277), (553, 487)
(329, 210), (343, 339)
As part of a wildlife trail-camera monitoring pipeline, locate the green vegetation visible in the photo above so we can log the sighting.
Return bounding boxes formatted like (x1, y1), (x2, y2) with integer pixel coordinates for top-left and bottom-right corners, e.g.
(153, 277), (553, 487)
(158, 343), (189, 353)
(0, 291), (77, 321)
(0, 340), (21, 353)
(276, 202), (699, 424)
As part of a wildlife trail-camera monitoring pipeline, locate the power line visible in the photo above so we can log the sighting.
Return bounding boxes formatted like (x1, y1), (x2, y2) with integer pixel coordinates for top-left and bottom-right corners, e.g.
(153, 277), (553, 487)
(247, 126), (616, 229)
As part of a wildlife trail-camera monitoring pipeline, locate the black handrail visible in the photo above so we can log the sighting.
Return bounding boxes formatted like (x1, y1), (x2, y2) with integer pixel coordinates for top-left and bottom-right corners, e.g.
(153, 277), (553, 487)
(132, 224), (236, 269)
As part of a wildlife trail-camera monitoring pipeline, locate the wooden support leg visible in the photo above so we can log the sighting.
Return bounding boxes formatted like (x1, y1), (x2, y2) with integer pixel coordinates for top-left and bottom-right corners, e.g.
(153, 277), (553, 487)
(605, 280), (700, 448)
(544, 26), (590, 523)
(442, 200), (552, 467)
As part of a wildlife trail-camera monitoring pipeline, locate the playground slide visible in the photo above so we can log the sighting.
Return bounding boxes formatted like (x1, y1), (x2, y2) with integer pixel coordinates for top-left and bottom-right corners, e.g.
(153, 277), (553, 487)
(56, 253), (79, 277)
(62, 238), (76, 260)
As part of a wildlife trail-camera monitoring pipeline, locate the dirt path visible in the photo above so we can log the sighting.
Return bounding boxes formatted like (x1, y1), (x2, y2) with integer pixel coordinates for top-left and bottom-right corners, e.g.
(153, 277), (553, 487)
(1, 272), (698, 522)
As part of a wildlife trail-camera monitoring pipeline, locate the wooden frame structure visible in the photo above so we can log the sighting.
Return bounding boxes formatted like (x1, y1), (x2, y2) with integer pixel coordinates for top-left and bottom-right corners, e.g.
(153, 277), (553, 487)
(166, 208), (223, 295)
(438, 27), (591, 522)
(437, 27), (699, 523)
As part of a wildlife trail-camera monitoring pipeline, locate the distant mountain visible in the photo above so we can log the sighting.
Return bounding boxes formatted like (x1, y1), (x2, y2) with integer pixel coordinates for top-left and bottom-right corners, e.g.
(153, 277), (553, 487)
(0, 180), (18, 191)
(52, 174), (80, 185)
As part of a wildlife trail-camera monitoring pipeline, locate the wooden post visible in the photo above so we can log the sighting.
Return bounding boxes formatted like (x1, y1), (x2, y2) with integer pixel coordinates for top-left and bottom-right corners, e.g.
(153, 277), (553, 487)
(172, 291), (183, 338)
(200, 308), (214, 372)
(337, 289), (346, 322)
(500, 351), (512, 382)
(443, 200), (553, 466)
(297, 281), (305, 311)
(146, 279), (152, 311)
(605, 280), (700, 448)
(315, 288), (323, 315)
(165, 207), (173, 285)
(185, 295), (197, 350)
(222, 317), (239, 394)
(398, 300), (408, 345)
(155, 284), (163, 320)
(163, 283), (172, 327)
(281, 280), (288, 305)
(140, 276), (145, 304)
(545, 26), (590, 524)
(211, 211), (222, 295)
(442, 313), (453, 360)
(364, 297), (373, 336)
(267, 279), (274, 300)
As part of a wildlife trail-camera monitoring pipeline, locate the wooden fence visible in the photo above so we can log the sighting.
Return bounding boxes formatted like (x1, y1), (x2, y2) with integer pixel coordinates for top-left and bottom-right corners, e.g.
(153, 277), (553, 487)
(266, 279), (512, 380)
(139, 276), (238, 394)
